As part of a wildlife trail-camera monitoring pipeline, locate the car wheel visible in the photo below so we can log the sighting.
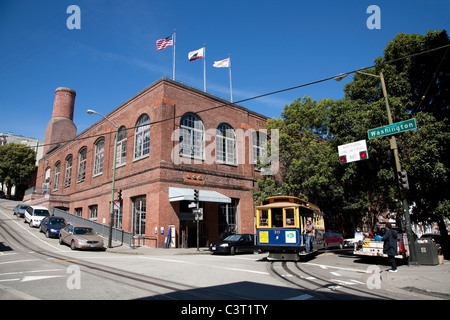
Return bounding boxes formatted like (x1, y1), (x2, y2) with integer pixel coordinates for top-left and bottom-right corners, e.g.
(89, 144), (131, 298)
(339, 242), (344, 249)
(230, 246), (236, 255)
(71, 240), (77, 250)
(59, 236), (64, 245)
(45, 230), (50, 238)
(324, 242), (329, 250)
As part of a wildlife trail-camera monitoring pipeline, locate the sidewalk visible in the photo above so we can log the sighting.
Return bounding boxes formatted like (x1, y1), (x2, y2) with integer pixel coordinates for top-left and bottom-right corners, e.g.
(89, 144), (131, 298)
(381, 260), (450, 299)
(106, 242), (212, 256)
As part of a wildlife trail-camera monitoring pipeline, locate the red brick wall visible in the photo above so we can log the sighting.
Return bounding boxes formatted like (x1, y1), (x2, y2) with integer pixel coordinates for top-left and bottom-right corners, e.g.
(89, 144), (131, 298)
(33, 78), (268, 247)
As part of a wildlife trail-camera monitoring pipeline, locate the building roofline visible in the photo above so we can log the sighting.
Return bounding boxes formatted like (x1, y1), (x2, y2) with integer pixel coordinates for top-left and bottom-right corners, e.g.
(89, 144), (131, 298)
(43, 77), (269, 159)
(104, 77), (268, 120)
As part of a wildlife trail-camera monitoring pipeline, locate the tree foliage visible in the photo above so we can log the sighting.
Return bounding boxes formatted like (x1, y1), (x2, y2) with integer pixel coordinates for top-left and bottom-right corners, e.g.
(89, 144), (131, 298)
(254, 30), (450, 236)
(0, 143), (37, 198)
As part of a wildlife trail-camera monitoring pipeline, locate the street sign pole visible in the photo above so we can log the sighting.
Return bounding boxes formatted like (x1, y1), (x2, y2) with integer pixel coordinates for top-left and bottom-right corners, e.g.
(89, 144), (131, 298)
(379, 72), (418, 265)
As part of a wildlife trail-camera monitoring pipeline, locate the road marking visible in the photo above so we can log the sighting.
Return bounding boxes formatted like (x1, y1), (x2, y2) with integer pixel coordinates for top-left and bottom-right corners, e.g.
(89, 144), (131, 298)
(330, 271), (341, 277)
(0, 269), (62, 276)
(0, 278), (20, 282)
(0, 259), (39, 265)
(305, 262), (370, 273)
(53, 259), (78, 263)
(21, 275), (63, 282)
(139, 256), (269, 275)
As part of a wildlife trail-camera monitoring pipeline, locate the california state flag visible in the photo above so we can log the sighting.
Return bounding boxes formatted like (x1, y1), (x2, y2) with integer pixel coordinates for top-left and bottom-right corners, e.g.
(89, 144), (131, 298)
(188, 48), (204, 61)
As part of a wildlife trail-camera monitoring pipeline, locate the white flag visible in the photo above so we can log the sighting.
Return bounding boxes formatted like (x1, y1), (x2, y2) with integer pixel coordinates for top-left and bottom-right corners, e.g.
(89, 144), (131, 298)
(188, 48), (204, 61)
(213, 57), (230, 68)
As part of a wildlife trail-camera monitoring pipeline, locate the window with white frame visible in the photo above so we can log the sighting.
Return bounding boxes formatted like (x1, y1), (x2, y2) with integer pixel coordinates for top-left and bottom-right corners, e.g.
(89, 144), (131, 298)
(93, 139), (104, 176)
(116, 126), (127, 166)
(77, 148), (87, 183)
(89, 205), (98, 221)
(132, 196), (146, 236)
(134, 114), (150, 160)
(53, 161), (60, 191)
(252, 131), (267, 165)
(179, 113), (204, 159)
(216, 123), (237, 165)
(64, 155), (72, 187)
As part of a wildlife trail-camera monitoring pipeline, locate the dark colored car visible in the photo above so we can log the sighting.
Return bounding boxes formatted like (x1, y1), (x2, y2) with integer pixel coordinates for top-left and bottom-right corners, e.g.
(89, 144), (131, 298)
(39, 216), (67, 238)
(210, 234), (256, 255)
(13, 204), (30, 218)
(323, 231), (344, 249)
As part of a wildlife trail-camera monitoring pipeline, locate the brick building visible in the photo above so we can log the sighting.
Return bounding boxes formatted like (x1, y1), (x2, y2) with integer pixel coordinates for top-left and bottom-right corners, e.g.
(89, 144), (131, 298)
(26, 77), (272, 248)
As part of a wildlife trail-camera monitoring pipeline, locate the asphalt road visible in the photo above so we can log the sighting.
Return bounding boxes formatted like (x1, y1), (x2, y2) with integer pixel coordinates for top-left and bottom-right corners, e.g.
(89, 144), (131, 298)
(0, 198), (430, 307)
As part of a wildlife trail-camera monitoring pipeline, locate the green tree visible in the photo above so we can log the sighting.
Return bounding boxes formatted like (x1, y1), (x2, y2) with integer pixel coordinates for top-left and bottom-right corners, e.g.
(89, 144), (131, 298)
(0, 143), (37, 199)
(254, 30), (450, 239)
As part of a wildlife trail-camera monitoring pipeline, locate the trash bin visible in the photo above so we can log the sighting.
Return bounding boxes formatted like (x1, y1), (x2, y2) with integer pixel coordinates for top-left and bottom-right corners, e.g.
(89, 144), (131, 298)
(415, 240), (439, 265)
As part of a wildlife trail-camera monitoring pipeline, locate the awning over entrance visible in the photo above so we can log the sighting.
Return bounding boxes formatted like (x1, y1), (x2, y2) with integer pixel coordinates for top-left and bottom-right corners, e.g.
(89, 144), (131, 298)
(169, 187), (231, 203)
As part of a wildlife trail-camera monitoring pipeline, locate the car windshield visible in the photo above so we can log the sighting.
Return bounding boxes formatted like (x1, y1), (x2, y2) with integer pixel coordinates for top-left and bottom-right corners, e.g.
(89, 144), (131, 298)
(34, 209), (49, 216)
(20, 205), (29, 209)
(49, 218), (65, 225)
(224, 234), (242, 241)
(332, 232), (342, 237)
(73, 227), (96, 235)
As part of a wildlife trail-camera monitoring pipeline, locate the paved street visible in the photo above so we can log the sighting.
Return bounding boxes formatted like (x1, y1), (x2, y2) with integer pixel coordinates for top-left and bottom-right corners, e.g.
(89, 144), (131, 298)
(1, 198), (448, 306)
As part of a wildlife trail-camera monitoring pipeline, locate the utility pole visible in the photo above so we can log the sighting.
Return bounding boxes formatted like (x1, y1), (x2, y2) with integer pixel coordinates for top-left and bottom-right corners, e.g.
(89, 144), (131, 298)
(379, 72), (418, 265)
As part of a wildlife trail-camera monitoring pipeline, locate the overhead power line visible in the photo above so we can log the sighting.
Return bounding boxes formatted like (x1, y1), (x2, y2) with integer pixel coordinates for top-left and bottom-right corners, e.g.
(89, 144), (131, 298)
(35, 43), (450, 149)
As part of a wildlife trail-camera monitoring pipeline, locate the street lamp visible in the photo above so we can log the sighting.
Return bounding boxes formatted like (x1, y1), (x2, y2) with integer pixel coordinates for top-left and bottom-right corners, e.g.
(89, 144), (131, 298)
(335, 71), (418, 264)
(87, 109), (119, 249)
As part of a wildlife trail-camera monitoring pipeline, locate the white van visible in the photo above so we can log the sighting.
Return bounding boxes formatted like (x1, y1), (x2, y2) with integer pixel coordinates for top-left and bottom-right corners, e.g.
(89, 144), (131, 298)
(24, 206), (50, 227)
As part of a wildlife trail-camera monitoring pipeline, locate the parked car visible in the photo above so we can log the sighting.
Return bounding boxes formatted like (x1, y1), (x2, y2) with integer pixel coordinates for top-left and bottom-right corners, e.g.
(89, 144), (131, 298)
(210, 234), (256, 255)
(40, 216), (67, 238)
(323, 231), (344, 249)
(59, 225), (104, 250)
(24, 205), (50, 227)
(13, 204), (30, 218)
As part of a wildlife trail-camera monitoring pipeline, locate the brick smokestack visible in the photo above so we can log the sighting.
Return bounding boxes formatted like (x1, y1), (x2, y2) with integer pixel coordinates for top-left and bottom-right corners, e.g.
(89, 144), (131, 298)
(43, 87), (77, 154)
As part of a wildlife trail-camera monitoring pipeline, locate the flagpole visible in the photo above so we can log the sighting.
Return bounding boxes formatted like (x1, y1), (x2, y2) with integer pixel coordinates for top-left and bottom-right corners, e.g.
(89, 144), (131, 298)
(173, 29), (176, 80)
(229, 54), (233, 102)
(203, 44), (206, 92)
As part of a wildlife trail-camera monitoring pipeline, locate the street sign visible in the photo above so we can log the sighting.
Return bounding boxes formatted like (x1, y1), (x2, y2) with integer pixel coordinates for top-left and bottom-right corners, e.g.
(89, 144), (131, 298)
(338, 139), (369, 163)
(368, 118), (416, 139)
(193, 208), (203, 220)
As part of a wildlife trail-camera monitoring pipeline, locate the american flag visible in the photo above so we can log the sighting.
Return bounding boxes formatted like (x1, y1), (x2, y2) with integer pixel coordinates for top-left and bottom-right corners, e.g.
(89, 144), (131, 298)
(156, 35), (173, 51)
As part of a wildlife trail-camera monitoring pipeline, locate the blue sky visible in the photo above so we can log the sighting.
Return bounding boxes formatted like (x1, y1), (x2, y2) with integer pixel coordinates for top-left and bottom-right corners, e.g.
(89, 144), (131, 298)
(1, 0), (448, 140)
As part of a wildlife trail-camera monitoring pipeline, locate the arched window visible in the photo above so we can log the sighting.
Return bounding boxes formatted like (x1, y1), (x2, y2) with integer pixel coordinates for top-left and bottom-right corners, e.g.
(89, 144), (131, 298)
(179, 113), (204, 159)
(77, 147), (87, 182)
(216, 123), (236, 165)
(134, 114), (150, 160)
(64, 155), (72, 187)
(93, 139), (104, 176)
(116, 126), (127, 165)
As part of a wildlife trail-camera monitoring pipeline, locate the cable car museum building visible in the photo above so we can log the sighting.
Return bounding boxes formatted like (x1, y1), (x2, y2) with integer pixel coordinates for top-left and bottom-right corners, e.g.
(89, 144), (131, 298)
(25, 78), (272, 248)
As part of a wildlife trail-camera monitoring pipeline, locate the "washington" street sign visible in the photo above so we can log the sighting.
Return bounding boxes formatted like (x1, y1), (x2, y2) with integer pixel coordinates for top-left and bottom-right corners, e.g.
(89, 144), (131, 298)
(368, 118), (416, 139)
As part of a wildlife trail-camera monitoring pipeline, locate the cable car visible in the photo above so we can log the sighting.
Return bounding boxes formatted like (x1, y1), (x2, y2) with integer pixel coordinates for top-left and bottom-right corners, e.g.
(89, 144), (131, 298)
(256, 196), (325, 261)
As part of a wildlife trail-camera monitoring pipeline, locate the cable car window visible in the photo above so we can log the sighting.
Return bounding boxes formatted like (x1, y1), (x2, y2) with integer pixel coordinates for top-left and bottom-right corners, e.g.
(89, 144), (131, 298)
(259, 210), (269, 227)
(271, 208), (283, 228)
(284, 208), (295, 227)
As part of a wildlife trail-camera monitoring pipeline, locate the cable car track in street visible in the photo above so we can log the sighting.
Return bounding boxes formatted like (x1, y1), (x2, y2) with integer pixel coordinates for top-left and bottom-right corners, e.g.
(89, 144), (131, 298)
(0, 218), (250, 300)
(268, 261), (388, 300)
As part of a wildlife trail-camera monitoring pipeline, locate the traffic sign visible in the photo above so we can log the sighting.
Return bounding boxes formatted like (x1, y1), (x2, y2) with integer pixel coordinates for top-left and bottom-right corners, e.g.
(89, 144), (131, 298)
(338, 139), (369, 163)
(368, 118), (416, 139)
